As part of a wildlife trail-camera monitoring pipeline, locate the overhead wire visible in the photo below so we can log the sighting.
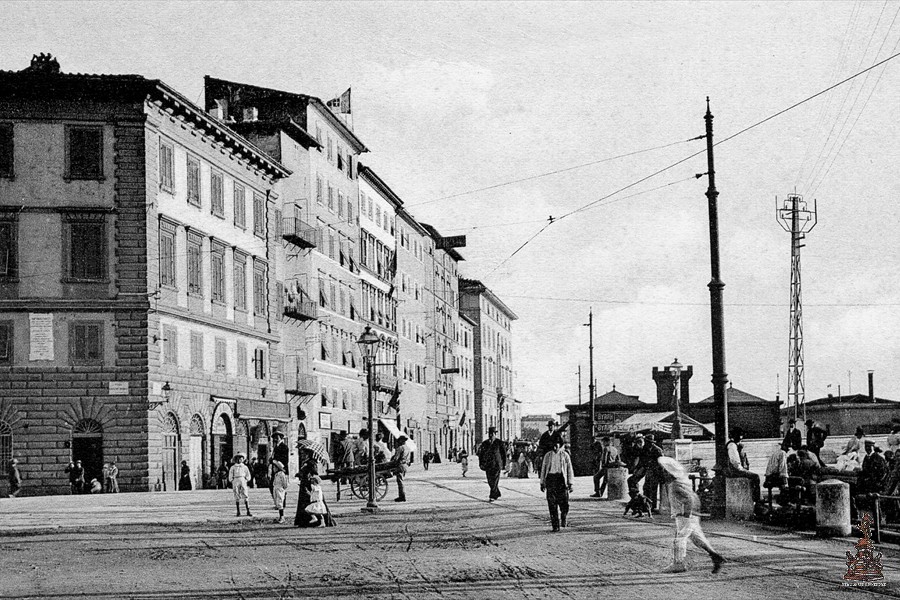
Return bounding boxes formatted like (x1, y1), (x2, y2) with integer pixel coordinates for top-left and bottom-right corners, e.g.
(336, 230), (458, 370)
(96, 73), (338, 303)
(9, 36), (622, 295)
(406, 137), (704, 208)
(482, 44), (900, 280)
(501, 294), (900, 307)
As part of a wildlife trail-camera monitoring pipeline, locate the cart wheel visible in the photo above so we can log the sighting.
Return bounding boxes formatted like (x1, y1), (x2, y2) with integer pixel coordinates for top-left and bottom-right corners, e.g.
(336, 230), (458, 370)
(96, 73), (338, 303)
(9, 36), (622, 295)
(349, 476), (367, 500)
(375, 475), (388, 501)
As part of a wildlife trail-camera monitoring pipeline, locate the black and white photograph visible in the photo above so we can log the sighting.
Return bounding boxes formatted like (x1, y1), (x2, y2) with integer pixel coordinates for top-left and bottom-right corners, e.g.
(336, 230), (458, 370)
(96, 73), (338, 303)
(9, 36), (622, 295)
(0, 1), (898, 597)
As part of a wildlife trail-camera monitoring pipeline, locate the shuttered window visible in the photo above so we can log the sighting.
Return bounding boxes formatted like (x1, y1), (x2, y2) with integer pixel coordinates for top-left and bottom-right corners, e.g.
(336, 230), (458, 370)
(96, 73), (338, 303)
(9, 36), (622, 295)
(69, 321), (103, 364)
(0, 220), (16, 278)
(253, 262), (266, 316)
(187, 236), (203, 295)
(67, 217), (105, 281)
(214, 338), (227, 373)
(158, 141), (174, 192)
(187, 156), (201, 206)
(0, 123), (13, 178)
(66, 126), (103, 180)
(0, 321), (12, 364)
(210, 171), (224, 217)
(253, 193), (265, 238)
(233, 254), (247, 311)
(233, 183), (246, 228)
(211, 243), (225, 303)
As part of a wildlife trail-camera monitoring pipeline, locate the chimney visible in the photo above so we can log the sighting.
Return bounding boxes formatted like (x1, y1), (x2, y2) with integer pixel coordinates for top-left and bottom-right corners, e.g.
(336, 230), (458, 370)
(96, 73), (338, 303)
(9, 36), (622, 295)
(868, 370), (875, 403)
(243, 107), (258, 122)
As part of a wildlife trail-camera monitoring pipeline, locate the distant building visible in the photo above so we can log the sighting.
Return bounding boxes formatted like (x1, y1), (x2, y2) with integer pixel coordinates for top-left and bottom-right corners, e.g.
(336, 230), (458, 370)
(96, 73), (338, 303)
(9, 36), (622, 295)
(521, 414), (554, 441)
(459, 278), (518, 443)
(782, 393), (900, 436)
(688, 385), (781, 439)
(456, 312), (476, 451)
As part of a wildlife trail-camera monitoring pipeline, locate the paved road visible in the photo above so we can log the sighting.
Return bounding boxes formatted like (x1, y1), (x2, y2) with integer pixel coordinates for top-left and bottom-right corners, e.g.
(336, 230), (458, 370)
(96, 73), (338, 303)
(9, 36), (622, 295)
(0, 464), (897, 599)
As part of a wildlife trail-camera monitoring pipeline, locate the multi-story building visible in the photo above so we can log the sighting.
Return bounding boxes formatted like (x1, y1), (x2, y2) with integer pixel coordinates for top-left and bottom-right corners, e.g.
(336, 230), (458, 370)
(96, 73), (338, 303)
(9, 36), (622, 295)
(459, 278), (519, 443)
(203, 76), (370, 456)
(421, 224), (464, 458)
(395, 205), (431, 451)
(357, 165), (402, 439)
(456, 312), (476, 452)
(0, 55), (289, 495)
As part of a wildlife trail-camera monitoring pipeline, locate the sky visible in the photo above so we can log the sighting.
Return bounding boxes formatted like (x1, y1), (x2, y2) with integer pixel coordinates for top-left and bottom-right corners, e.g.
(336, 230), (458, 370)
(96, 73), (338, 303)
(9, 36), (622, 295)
(3, 1), (900, 417)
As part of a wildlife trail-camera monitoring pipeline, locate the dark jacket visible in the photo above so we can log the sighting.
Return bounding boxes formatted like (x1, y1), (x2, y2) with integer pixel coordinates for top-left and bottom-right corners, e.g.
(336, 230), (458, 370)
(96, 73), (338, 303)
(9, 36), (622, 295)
(273, 442), (289, 469)
(782, 429), (802, 452)
(478, 438), (506, 471)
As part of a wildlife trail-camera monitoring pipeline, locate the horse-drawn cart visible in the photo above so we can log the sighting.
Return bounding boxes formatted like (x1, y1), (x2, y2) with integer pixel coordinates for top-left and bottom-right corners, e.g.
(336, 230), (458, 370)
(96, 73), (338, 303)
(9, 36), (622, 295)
(321, 459), (402, 501)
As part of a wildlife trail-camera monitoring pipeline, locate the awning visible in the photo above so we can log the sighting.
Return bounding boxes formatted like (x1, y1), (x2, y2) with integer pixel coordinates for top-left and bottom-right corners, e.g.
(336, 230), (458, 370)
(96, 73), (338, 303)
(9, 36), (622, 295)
(235, 399), (291, 422)
(378, 418), (404, 439)
(611, 412), (713, 437)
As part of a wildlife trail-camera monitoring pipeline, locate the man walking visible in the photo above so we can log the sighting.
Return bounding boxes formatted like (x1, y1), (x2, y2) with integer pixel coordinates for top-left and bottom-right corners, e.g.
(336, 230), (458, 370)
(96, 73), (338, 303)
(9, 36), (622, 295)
(641, 434), (665, 511)
(270, 428), (289, 497)
(392, 435), (412, 502)
(591, 436), (619, 498)
(478, 426), (506, 502)
(658, 457), (724, 573)
(536, 420), (557, 469)
(7, 458), (21, 497)
(541, 435), (574, 531)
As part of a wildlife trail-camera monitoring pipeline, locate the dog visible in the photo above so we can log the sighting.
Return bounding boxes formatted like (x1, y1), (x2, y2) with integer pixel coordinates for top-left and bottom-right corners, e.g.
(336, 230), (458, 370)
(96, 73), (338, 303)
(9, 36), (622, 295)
(623, 493), (654, 519)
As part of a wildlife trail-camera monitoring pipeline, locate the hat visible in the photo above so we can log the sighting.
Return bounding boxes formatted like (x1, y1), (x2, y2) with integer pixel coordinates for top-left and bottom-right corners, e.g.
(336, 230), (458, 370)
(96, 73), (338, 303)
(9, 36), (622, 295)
(272, 460), (285, 471)
(865, 440), (876, 447)
(547, 419), (557, 426)
(397, 435), (408, 443)
(633, 433), (644, 440)
(488, 426), (498, 434)
(272, 428), (285, 438)
(658, 456), (687, 479)
(233, 452), (246, 460)
(645, 434), (656, 443)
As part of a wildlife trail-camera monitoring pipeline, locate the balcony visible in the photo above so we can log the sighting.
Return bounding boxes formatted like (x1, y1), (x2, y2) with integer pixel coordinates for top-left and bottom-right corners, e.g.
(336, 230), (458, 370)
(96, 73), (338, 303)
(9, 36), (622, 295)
(373, 373), (399, 394)
(283, 355), (318, 395)
(282, 216), (317, 249)
(283, 285), (318, 321)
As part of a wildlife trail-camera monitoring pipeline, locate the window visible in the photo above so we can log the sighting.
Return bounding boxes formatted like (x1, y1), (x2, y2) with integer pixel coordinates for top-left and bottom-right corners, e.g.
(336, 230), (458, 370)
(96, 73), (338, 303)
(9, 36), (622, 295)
(233, 254), (247, 311)
(210, 171), (224, 217)
(253, 262), (267, 316)
(327, 134), (333, 163)
(158, 141), (174, 192)
(66, 214), (106, 281)
(190, 331), (204, 370)
(0, 123), (12, 178)
(66, 126), (103, 180)
(328, 229), (335, 260)
(0, 218), (17, 278)
(321, 386), (328, 407)
(338, 191), (344, 217)
(375, 206), (381, 228)
(337, 147), (344, 172)
(69, 321), (103, 364)
(159, 220), (176, 288)
(316, 175), (323, 204)
(0, 321), (12, 364)
(211, 243), (225, 303)
(253, 347), (266, 379)
(327, 184), (334, 211)
(346, 198), (353, 224)
(253, 193), (265, 237)
(186, 156), (201, 206)
(162, 326), (178, 365)
(187, 234), (203, 296)
(214, 338), (226, 373)
(315, 124), (323, 145)
(368, 197), (373, 220)
(233, 183), (246, 228)
(236, 341), (247, 376)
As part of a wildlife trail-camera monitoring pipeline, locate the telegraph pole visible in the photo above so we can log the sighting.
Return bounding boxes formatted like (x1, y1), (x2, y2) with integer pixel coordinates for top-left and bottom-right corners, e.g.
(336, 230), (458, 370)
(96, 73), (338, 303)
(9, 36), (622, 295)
(776, 192), (817, 423)
(578, 364), (582, 405)
(584, 309), (595, 439)
(704, 98), (729, 519)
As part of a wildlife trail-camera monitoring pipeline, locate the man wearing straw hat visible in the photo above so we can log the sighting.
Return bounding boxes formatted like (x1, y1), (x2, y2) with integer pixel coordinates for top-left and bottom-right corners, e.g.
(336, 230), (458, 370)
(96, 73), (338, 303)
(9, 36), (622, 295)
(228, 453), (253, 518)
(658, 456), (724, 574)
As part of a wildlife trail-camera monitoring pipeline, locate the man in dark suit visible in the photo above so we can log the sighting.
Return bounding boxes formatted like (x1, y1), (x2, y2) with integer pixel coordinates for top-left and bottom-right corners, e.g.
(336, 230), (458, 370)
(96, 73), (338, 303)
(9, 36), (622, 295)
(270, 428), (290, 497)
(478, 426), (506, 502)
(782, 418), (802, 452)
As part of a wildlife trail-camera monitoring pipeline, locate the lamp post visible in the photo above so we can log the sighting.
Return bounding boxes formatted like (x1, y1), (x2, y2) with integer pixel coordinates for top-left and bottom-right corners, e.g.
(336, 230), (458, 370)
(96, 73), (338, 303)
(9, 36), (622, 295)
(670, 359), (683, 440)
(356, 325), (381, 513)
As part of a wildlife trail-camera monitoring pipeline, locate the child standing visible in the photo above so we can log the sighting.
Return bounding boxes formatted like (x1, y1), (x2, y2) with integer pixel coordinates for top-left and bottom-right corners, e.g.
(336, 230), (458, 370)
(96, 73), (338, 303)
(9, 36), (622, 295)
(228, 453), (253, 517)
(271, 460), (289, 524)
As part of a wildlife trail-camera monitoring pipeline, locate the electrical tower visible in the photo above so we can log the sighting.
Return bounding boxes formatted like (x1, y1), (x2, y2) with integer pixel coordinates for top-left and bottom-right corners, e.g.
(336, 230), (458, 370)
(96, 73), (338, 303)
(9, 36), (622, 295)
(776, 193), (817, 421)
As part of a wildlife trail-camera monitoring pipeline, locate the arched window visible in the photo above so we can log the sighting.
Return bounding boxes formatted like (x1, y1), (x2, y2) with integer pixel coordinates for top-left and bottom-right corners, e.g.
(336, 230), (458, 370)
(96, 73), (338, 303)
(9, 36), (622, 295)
(73, 419), (103, 435)
(72, 419), (103, 485)
(189, 414), (204, 437)
(0, 420), (12, 466)
(161, 412), (180, 492)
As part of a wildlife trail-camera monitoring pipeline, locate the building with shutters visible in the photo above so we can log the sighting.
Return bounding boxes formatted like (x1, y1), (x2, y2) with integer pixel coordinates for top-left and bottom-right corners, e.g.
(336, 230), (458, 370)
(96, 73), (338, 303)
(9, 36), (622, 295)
(203, 76), (371, 457)
(0, 55), (290, 495)
(458, 278), (518, 445)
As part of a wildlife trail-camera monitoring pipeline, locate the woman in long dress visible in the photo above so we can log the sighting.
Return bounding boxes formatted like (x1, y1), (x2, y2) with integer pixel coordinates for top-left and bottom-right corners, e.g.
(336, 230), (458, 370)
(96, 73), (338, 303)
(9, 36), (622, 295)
(294, 449), (335, 528)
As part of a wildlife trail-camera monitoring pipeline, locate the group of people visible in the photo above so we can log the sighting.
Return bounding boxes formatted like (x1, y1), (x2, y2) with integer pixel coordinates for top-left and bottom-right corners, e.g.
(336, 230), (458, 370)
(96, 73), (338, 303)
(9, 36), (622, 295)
(62, 460), (119, 495)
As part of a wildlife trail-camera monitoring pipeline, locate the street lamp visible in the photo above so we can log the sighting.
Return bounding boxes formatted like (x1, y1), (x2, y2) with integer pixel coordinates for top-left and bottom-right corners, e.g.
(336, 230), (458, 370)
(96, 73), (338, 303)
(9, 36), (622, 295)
(670, 359), (683, 440)
(356, 325), (380, 513)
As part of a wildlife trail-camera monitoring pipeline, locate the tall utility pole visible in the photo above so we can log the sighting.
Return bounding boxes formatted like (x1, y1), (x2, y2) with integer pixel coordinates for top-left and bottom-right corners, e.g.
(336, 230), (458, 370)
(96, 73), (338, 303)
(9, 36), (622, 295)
(577, 365), (582, 405)
(776, 193), (817, 423)
(704, 98), (729, 519)
(584, 309), (595, 439)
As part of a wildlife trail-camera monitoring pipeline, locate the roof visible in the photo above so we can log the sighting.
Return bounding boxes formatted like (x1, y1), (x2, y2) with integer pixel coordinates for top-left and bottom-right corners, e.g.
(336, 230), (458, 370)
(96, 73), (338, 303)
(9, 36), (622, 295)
(594, 389), (642, 406)
(458, 278), (518, 319)
(358, 164), (405, 210)
(203, 75), (368, 154)
(419, 222), (465, 263)
(697, 387), (772, 404)
(458, 311), (478, 327)
(804, 393), (899, 406)
(230, 118), (321, 151)
(0, 56), (290, 180)
(611, 412), (713, 436)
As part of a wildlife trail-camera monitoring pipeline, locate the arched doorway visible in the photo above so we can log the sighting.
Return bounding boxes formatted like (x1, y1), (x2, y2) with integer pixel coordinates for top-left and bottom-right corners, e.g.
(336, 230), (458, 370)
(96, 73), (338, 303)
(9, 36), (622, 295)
(297, 423), (307, 440)
(161, 413), (180, 492)
(212, 413), (233, 474)
(72, 419), (103, 487)
(189, 415), (205, 489)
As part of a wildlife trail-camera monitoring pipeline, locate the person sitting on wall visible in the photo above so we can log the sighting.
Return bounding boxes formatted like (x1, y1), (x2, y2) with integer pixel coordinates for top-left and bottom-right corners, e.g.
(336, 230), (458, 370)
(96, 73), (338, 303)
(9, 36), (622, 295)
(725, 428), (761, 503)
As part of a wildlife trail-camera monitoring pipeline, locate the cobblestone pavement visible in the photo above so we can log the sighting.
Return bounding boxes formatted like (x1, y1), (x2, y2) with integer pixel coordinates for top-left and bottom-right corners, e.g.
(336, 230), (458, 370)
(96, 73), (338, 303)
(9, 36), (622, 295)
(1, 464), (897, 599)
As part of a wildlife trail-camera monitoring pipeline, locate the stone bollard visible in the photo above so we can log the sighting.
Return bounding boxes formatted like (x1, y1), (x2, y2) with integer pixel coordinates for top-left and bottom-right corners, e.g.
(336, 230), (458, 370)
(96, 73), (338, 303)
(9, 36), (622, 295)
(659, 482), (671, 516)
(725, 478), (755, 519)
(606, 466), (629, 501)
(816, 479), (851, 537)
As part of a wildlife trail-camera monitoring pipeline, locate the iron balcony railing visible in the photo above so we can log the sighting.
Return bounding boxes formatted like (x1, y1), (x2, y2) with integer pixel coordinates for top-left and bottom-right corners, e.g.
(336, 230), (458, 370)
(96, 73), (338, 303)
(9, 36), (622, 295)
(282, 216), (317, 249)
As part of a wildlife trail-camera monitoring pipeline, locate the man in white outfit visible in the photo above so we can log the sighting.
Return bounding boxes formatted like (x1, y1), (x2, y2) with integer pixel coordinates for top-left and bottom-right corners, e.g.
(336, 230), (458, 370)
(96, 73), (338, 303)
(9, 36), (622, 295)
(658, 456), (724, 573)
